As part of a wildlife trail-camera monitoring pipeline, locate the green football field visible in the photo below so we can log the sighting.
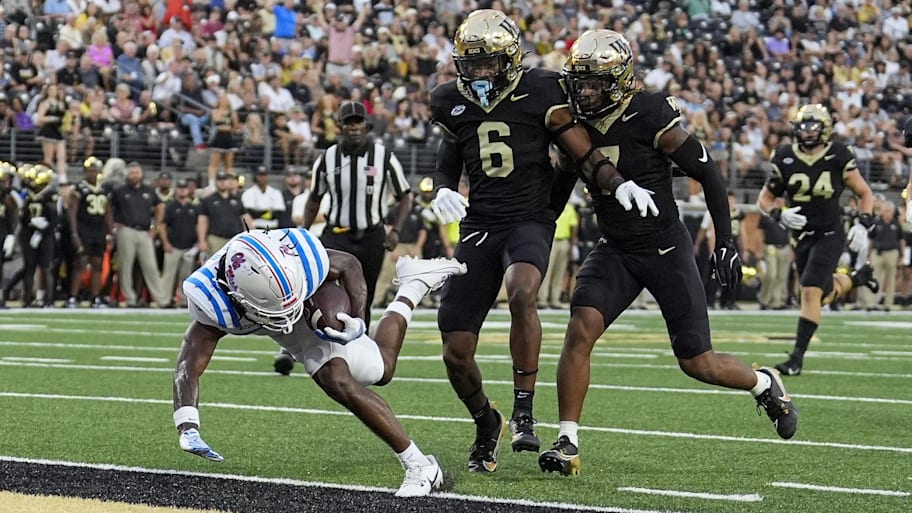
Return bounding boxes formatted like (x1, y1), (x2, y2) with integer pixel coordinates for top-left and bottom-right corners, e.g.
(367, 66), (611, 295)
(0, 309), (910, 513)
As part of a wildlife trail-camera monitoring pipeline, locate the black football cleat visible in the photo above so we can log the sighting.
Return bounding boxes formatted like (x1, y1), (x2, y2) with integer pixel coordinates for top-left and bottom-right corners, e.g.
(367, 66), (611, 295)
(509, 413), (540, 452)
(468, 409), (506, 473)
(850, 264), (880, 293)
(273, 351), (295, 376)
(774, 355), (803, 376)
(755, 367), (799, 439)
(538, 435), (580, 476)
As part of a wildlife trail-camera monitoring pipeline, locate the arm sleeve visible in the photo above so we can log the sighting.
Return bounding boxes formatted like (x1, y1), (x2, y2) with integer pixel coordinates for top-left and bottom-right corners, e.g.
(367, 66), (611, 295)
(669, 134), (732, 241)
(435, 138), (463, 191)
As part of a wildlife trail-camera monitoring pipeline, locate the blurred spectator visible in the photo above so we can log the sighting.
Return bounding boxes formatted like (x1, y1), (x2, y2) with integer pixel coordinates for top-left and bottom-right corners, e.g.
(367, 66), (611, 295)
(9, 48), (41, 93)
(179, 74), (210, 150)
(311, 93), (340, 150)
(241, 112), (267, 174)
(207, 92), (240, 185)
(86, 32), (114, 90)
(116, 40), (143, 95)
(316, 4), (370, 88)
(110, 83), (139, 126)
(286, 105), (315, 167)
(258, 72), (295, 113)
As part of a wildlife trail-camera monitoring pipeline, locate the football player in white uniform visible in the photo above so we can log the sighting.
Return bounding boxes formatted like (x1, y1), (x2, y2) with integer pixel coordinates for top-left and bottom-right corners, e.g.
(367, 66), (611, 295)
(172, 228), (467, 497)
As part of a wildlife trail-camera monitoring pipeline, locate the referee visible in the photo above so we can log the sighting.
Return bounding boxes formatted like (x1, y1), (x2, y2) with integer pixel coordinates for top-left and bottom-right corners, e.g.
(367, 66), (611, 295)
(302, 101), (412, 322)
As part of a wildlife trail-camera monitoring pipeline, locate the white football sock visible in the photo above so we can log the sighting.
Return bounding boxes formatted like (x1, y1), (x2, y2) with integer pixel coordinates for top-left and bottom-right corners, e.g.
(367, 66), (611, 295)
(385, 300), (412, 325)
(558, 421), (579, 447)
(750, 370), (772, 397)
(396, 440), (429, 468)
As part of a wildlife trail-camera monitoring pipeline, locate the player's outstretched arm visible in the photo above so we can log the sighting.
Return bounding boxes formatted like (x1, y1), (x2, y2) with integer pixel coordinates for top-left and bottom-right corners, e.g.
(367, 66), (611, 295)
(173, 321), (226, 462)
(326, 249), (369, 320)
(661, 124), (742, 288)
(551, 108), (658, 217)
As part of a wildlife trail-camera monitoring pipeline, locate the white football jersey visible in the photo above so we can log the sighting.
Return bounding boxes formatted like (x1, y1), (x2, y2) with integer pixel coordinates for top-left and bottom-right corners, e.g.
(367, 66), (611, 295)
(183, 228), (329, 335)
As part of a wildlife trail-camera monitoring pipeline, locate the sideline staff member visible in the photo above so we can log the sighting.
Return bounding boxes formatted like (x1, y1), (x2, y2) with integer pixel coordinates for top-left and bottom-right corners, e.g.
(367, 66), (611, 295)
(302, 101), (412, 321)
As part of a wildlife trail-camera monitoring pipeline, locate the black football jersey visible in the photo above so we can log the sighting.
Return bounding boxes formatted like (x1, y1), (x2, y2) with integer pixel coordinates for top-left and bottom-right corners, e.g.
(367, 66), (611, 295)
(429, 68), (568, 230)
(0, 191), (16, 235)
(22, 188), (59, 231)
(580, 91), (683, 243)
(73, 180), (109, 227)
(766, 142), (857, 232)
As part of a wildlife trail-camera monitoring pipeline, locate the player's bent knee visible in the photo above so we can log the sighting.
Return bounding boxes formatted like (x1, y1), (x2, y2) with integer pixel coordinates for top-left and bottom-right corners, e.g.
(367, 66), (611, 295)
(677, 352), (716, 383)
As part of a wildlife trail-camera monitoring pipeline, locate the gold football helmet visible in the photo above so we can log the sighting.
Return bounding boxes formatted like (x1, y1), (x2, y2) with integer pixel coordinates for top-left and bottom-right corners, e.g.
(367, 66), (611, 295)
(84, 156), (104, 170)
(29, 163), (54, 191)
(0, 161), (15, 181)
(563, 29), (636, 119)
(452, 9), (522, 107)
(792, 104), (832, 149)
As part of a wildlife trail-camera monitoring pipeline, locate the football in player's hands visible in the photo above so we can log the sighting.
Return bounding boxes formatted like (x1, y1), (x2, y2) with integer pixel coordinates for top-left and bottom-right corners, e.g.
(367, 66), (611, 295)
(303, 281), (351, 332)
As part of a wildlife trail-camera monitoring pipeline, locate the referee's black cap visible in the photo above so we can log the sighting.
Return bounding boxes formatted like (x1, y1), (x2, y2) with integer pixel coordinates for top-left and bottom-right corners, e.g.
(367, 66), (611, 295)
(339, 101), (368, 123)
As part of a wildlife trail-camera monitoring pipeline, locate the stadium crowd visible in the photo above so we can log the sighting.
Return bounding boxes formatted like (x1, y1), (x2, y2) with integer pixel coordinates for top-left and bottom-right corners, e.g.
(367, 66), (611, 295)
(0, 0), (911, 310)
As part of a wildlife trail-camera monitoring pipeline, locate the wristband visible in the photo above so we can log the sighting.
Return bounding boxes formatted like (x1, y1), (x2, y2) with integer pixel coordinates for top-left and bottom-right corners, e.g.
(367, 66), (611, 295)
(173, 406), (200, 428)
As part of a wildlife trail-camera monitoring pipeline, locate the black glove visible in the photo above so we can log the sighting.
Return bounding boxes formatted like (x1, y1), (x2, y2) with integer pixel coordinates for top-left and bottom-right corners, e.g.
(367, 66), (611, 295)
(767, 207), (781, 222)
(858, 213), (874, 229)
(711, 237), (743, 291)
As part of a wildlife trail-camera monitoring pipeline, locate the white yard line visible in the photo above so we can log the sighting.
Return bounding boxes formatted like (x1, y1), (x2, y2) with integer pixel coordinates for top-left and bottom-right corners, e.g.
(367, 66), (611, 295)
(617, 487), (763, 502)
(1, 391), (910, 455)
(99, 356), (170, 363)
(770, 482), (910, 497)
(0, 456), (688, 513)
(0, 357), (72, 363)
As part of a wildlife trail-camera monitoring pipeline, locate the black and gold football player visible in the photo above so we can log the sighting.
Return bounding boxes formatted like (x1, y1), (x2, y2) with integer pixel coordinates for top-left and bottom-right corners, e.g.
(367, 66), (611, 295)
(66, 157), (112, 308)
(428, 11), (658, 473)
(757, 104), (877, 376)
(19, 164), (60, 307)
(0, 162), (21, 308)
(538, 30), (799, 477)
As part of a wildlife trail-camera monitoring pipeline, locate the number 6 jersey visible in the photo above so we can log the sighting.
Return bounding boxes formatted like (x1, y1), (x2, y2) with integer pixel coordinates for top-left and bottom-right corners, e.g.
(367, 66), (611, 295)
(766, 141), (857, 233)
(430, 68), (569, 231)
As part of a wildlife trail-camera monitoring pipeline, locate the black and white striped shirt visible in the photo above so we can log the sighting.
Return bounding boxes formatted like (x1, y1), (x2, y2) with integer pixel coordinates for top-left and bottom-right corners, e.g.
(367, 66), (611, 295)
(310, 141), (410, 231)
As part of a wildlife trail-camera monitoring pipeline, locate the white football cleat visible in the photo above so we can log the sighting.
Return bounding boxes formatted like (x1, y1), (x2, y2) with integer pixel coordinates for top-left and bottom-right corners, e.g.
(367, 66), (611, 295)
(393, 257), (467, 292)
(395, 455), (443, 497)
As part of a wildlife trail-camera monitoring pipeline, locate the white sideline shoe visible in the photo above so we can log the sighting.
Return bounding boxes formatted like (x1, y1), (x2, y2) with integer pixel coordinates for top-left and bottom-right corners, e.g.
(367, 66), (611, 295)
(395, 455), (443, 497)
(393, 257), (467, 292)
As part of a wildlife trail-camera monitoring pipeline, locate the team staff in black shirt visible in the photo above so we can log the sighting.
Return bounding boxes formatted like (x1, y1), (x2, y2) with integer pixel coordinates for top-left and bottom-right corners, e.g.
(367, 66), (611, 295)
(109, 161), (171, 307)
(159, 179), (200, 308)
(196, 171), (250, 255)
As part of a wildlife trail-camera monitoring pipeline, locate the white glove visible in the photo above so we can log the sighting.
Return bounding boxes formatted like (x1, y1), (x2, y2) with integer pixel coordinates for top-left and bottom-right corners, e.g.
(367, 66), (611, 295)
(847, 223), (869, 253)
(319, 312), (366, 343)
(179, 428), (224, 462)
(779, 206), (807, 230)
(614, 181), (659, 217)
(431, 187), (468, 224)
(29, 216), (49, 231)
(2, 234), (13, 258)
(906, 199), (912, 225)
(29, 232), (42, 249)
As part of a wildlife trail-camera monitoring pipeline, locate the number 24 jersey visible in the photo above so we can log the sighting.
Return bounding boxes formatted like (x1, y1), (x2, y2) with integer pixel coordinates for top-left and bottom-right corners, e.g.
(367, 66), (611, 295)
(766, 142), (857, 232)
